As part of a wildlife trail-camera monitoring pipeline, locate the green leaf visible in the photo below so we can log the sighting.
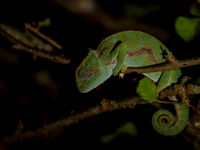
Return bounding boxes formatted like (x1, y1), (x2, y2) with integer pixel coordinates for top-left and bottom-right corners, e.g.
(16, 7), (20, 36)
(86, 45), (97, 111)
(38, 18), (51, 28)
(175, 16), (200, 42)
(136, 77), (157, 101)
(100, 122), (137, 144)
(100, 134), (116, 144)
(190, 3), (200, 17)
(115, 122), (137, 136)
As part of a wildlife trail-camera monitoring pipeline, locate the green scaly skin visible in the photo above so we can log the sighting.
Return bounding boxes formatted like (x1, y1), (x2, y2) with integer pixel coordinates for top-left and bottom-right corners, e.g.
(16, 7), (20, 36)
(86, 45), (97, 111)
(75, 31), (189, 136)
(152, 103), (189, 136)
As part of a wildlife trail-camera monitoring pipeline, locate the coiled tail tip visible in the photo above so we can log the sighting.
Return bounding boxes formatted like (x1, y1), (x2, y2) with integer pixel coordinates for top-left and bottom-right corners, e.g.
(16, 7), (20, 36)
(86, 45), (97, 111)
(152, 106), (189, 136)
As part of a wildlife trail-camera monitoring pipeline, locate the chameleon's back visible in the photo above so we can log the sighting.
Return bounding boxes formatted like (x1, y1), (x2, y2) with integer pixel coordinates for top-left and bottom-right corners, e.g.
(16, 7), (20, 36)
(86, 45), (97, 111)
(99, 31), (167, 82)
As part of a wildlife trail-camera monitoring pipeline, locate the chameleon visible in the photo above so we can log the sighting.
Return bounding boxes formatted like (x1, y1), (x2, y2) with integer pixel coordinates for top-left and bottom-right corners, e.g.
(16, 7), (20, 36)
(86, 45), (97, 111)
(75, 31), (189, 136)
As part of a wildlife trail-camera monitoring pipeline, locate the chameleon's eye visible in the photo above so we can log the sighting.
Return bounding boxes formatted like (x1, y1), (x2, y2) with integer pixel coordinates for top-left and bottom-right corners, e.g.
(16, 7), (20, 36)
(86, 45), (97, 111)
(78, 66), (100, 79)
(78, 67), (91, 79)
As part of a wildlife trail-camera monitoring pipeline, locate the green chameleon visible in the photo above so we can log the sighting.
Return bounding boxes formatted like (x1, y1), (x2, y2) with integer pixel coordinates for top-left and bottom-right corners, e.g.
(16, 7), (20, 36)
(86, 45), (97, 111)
(75, 31), (189, 136)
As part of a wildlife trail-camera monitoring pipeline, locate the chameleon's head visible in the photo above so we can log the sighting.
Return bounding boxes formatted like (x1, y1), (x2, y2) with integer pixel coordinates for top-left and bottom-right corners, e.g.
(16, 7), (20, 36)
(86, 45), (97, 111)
(75, 48), (118, 93)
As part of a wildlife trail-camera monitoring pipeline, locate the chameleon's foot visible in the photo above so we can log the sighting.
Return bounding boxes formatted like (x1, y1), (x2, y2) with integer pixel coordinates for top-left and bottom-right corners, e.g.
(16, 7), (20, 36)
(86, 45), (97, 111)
(165, 48), (179, 65)
(161, 45), (179, 65)
(119, 65), (128, 78)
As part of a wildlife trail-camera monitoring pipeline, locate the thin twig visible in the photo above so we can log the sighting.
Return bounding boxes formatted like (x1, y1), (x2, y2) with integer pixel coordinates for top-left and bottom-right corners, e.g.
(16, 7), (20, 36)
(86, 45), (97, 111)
(1, 97), (149, 145)
(126, 57), (200, 74)
(13, 44), (70, 64)
(0, 24), (70, 64)
(25, 23), (63, 50)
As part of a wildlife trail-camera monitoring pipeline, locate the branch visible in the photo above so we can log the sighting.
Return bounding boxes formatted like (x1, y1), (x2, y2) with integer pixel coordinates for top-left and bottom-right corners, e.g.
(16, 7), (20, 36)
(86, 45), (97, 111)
(13, 44), (70, 64)
(25, 23), (63, 50)
(0, 24), (71, 64)
(1, 97), (151, 146)
(1, 82), (200, 147)
(126, 57), (200, 74)
(159, 83), (200, 99)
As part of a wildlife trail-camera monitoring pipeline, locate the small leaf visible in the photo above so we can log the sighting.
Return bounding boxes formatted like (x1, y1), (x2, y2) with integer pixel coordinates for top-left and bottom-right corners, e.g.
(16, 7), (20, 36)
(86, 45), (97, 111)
(115, 122), (137, 136)
(190, 3), (200, 16)
(100, 134), (116, 144)
(100, 122), (137, 144)
(136, 77), (157, 101)
(175, 16), (200, 42)
(38, 18), (51, 28)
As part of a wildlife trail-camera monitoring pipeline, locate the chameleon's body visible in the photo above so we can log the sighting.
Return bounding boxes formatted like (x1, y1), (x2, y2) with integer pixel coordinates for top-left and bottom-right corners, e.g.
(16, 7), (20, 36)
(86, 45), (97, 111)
(76, 31), (189, 136)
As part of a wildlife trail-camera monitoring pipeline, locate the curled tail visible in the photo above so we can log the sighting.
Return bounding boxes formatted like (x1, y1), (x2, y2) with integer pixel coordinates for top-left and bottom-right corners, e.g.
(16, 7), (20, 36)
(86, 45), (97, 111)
(152, 104), (189, 136)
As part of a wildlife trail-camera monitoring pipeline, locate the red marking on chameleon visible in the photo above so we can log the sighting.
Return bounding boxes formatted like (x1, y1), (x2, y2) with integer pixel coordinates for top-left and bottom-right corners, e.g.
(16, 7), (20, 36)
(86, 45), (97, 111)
(78, 67), (101, 79)
(126, 47), (158, 63)
(98, 47), (109, 57)
(106, 58), (117, 65)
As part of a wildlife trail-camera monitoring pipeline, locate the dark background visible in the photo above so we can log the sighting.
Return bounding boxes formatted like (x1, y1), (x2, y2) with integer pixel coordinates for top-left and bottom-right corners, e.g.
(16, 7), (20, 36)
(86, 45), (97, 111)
(0, 0), (199, 149)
